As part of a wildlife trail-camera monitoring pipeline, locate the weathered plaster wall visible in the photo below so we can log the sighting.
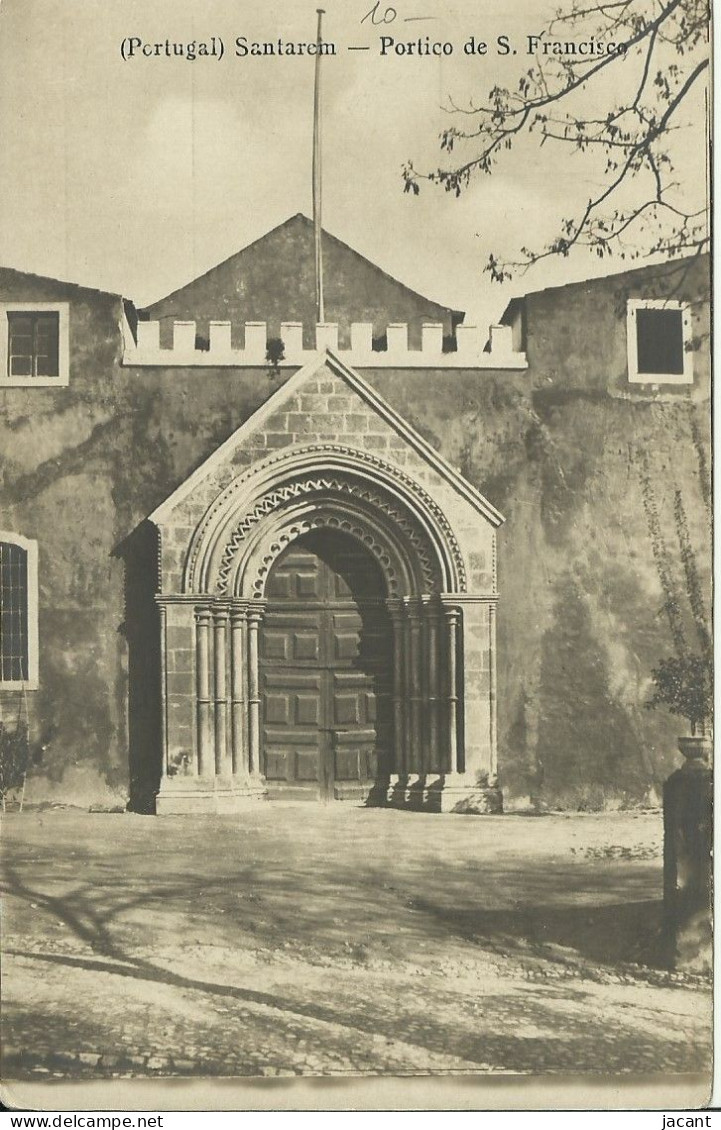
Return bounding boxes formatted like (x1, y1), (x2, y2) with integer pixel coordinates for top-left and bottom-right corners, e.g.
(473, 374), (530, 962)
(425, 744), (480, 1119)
(367, 257), (711, 809)
(0, 258), (710, 811)
(0, 272), (128, 807)
(508, 255), (710, 397)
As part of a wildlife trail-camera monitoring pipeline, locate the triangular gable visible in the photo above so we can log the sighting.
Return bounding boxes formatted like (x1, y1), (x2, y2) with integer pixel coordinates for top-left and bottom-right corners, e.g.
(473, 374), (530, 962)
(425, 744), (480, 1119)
(149, 350), (504, 528)
(142, 214), (463, 330)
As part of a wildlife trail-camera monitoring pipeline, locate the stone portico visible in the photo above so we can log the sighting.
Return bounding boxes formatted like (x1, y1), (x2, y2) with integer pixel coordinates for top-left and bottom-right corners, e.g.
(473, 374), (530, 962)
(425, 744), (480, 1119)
(149, 350), (503, 814)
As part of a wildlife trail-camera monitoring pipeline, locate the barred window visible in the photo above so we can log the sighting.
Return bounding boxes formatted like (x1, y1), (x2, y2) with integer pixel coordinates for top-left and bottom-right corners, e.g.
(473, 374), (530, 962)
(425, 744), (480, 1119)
(0, 541), (28, 681)
(0, 536), (38, 687)
(8, 312), (60, 378)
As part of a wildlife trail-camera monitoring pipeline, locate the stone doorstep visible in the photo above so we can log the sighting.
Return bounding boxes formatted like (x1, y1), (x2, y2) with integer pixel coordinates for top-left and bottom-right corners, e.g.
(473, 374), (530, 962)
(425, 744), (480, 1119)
(381, 775), (503, 815)
(156, 775), (269, 815)
(155, 774), (503, 814)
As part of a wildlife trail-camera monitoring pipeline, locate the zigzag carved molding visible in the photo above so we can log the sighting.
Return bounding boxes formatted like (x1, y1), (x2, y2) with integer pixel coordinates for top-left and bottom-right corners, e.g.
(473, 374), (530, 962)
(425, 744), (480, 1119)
(216, 475), (438, 596)
(184, 444), (467, 595)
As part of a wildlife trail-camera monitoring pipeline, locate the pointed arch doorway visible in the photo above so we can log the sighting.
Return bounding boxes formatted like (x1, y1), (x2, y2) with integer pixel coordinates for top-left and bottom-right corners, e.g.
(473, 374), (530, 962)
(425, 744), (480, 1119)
(260, 528), (393, 800)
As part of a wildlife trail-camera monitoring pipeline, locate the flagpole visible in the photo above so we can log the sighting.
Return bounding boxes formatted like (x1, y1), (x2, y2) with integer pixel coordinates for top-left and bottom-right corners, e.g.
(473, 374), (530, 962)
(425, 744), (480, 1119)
(313, 8), (325, 324)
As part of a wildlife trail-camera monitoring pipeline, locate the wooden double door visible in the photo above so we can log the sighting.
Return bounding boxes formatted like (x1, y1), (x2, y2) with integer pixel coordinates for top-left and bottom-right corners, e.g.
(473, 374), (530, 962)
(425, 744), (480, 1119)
(260, 530), (393, 800)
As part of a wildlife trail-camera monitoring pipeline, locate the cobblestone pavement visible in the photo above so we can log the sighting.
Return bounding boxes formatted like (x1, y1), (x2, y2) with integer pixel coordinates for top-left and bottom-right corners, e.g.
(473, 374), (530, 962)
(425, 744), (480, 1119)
(1, 808), (712, 1083)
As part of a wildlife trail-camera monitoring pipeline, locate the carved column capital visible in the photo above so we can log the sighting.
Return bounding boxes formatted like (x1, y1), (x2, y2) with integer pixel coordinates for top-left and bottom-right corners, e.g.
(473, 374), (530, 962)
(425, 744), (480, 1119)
(404, 597), (423, 623)
(386, 597), (405, 618)
(442, 604), (462, 626)
(229, 601), (249, 625)
(246, 602), (267, 626)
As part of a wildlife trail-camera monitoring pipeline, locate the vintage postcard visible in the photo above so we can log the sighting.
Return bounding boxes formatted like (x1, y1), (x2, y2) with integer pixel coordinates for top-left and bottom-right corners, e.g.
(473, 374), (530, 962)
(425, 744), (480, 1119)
(0, 0), (712, 1112)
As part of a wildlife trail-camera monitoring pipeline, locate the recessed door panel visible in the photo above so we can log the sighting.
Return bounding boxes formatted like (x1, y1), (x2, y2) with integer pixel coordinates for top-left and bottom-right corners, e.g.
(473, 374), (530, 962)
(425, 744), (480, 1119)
(296, 751), (321, 781)
(334, 693), (360, 725)
(265, 694), (290, 725)
(295, 694), (320, 725)
(293, 632), (320, 661)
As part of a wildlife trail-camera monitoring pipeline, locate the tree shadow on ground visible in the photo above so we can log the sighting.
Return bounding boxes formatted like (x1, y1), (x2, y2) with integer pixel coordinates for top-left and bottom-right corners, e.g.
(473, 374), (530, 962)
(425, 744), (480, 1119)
(0, 840), (707, 1077)
(2, 843), (671, 980)
(2, 863), (621, 1075)
(408, 895), (669, 968)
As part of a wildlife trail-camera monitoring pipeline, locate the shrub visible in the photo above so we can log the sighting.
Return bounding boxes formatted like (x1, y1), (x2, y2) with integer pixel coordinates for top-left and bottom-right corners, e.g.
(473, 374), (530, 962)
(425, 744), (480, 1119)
(0, 721), (31, 809)
(647, 654), (712, 736)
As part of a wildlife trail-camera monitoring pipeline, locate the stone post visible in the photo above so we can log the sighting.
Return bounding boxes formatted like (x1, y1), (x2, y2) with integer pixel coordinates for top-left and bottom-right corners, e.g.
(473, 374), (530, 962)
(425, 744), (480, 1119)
(663, 737), (713, 971)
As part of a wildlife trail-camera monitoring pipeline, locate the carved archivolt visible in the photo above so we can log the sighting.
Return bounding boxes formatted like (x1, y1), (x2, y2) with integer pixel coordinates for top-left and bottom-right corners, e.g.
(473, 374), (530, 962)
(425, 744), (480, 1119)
(184, 444), (467, 595)
(217, 475), (438, 596)
(248, 513), (398, 598)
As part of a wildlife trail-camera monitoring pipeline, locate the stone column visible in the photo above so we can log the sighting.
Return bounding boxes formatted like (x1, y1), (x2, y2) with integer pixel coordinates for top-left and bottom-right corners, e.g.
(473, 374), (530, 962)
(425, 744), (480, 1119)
(426, 600), (440, 774)
(194, 605), (213, 778)
(407, 600), (423, 775)
(246, 605), (265, 777)
(387, 599), (405, 779)
(444, 604), (461, 774)
(158, 601), (168, 778)
(437, 596), (502, 814)
(401, 602), (412, 777)
(213, 605), (230, 777)
(230, 604), (248, 778)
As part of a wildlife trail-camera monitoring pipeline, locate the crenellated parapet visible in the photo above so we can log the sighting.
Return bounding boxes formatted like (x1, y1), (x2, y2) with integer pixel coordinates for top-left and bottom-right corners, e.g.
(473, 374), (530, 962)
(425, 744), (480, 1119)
(123, 318), (527, 369)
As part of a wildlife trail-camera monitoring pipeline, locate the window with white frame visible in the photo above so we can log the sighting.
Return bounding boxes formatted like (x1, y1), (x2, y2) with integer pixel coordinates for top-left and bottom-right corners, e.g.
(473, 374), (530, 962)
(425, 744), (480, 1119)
(627, 299), (693, 385)
(0, 535), (39, 689)
(1, 302), (69, 387)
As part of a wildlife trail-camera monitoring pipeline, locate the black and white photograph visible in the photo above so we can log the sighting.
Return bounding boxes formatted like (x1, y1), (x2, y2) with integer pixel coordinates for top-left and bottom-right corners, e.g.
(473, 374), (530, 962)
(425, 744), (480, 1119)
(0, 0), (712, 1112)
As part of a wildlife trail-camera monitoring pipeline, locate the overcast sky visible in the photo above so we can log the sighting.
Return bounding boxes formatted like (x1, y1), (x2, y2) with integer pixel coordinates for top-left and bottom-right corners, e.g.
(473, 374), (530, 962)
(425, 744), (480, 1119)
(0, 0), (708, 330)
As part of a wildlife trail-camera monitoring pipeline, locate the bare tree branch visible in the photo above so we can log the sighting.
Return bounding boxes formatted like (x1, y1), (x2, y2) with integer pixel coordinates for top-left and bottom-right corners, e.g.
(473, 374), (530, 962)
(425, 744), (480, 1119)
(404, 0), (710, 279)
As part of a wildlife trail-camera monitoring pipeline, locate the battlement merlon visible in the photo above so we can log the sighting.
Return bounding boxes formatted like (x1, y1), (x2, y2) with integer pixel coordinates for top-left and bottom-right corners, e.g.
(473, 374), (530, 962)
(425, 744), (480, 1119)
(122, 319), (527, 370)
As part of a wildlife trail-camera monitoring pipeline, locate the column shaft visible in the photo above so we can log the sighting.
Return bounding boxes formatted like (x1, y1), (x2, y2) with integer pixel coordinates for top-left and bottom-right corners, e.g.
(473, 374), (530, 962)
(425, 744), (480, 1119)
(158, 602), (168, 777)
(427, 604), (440, 774)
(230, 605), (248, 777)
(446, 606), (460, 774)
(389, 601), (405, 778)
(419, 600), (430, 775)
(402, 604), (412, 775)
(408, 603), (422, 774)
(213, 607), (230, 776)
(195, 606), (213, 777)
(247, 608), (264, 777)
